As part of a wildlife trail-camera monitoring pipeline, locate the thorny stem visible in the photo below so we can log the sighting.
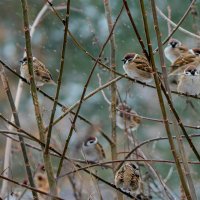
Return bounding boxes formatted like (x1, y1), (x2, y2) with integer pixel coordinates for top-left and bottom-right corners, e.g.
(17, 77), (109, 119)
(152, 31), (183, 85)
(0, 175), (63, 200)
(103, 0), (117, 171)
(150, 0), (197, 199)
(45, 0), (70, 154)
(56, 4), (124, 177)
(0, 2), (51, 196)
(155, 4), (200, 41)
(154, 0), (197, 53)
(20, 0), (57, 197)
(139, 0), (191, 199)
(0, 59), (114, 145)
(2, 59), (200, 129)
(103, 0), (123, 199)
(122, 0), (149, 58)
(0, 66), (38, 199)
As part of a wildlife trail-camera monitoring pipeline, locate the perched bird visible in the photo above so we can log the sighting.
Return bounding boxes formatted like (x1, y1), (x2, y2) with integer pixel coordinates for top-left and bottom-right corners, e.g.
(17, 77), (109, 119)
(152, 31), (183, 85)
(34, 166), (49, 200)
(189, 48), (200, 56)
(168, 50), (200, 84)
(82, 136), (106, 162)
(115, 162), (141, 192)
(177, 64), (200, 95)
(169, 52), (197, 73)
(20, 57), (56, 87)
(116, 102), (141, 132)
(169, 52), (200, 76)
(164, 38), (188, 63)
(122, 53), (153, 83)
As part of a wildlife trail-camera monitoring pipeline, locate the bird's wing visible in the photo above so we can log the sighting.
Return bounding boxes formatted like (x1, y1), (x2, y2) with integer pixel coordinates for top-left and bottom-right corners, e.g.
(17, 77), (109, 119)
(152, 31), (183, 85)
(134, 56), (152, 73)
(33, 59), (53, 81)
(168, 63), (192, 76)
(96, 143), (106, 159)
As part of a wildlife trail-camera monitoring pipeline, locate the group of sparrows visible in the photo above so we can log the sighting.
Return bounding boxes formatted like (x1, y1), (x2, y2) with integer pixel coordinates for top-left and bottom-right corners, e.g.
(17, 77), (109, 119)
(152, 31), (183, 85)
(122, 38), (200, 95)
(164, 38), (200, 95)
(20, 38), (199, 197)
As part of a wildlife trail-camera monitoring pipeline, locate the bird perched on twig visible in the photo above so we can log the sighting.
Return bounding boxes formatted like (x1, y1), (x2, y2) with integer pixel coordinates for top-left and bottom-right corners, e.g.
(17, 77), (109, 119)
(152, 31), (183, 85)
(20, 56), (56, 87)
(115, 162), (141, 193)
(189, 48), (200, 56)
(82, 136), (106, 162)
(116, 102), (141, 132)
(122, 53), (153, 83)
(177, 64), (200, 96)
(169, 52), (197, 74)
(164, 38), (188, 63)
(34, 165), (49, 200)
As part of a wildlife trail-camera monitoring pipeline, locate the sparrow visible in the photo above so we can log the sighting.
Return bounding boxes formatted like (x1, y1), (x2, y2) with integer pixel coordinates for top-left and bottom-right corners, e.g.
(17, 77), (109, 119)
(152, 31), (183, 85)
(122, 53), (153, 83)
(189, 48), (200, 56)
(164, 38), (188, 63)
(177, 64), (200, 95)
(116, 102), (141, 132)
(115, 162), (141, 192)
(169, 52), (200, 76)
(82, 136), (106, 162)
(34, 166), (49, 200)
(169, 52), (197, 73)
(20, 57), (56, 87)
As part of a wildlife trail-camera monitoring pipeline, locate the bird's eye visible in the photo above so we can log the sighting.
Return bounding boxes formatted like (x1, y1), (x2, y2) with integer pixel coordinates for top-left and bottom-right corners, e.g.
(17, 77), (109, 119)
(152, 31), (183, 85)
(127, 58), (133, 62)
(195, 71), (199, 75)
(185, 71), (191, 75)
(121, 59), (126, 64)
(89, 140), (94, 144)
(23, 57), (27, 62)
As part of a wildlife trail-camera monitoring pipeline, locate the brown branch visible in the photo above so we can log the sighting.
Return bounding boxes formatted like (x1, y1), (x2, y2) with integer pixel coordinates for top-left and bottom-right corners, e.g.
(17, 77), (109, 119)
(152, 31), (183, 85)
(150, 0), (197, 198)
(0, 59), (113, 146)
(122, 0), (149, 58)
(154, 0), (199, 52)
(20, 0), (57, 196)
(139, 0), (191, 199)
(103, 0), (118, 173)
(56, 4), (124, 177)
(45, 0), (70, 155)
(0, 175), (63, 200)
(0, 66), (38, 199)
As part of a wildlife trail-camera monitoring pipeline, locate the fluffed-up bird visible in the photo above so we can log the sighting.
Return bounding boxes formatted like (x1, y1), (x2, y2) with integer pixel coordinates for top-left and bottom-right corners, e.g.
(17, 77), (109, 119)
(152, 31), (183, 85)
(116, 102), (141, 132)
(115, 162), (141, 193)
(164, 38), (188, 63)
(20, 56), (56, 87)
(82, 136), (106, 162)
(177, 64), (200, 96)
(122, 53), (153, 83)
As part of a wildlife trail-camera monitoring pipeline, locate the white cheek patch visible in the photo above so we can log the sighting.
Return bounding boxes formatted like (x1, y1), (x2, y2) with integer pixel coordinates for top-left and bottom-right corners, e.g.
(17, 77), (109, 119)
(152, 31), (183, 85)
(133, 54), (138, 60)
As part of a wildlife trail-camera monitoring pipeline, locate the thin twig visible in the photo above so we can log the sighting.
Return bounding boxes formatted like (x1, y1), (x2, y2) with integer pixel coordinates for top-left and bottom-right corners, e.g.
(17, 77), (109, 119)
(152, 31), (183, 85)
(103, 0), (122, 199)
(167, 6), (172, 36)
(20, 0), (57, 196)
(0, 59), (114, 146)
(154, 0), (197, 52)
(156, 4), (200, 40)
(56, 4), (124, 177)
(0, 175), (63, 200)
(0, 66), (38, 199)
(151, 0), (197, 198)
(97, 73), (111, 105)
(122, 0), (149, 58)
(47, 76), (122, 134)
(45, 0), (70, 155)
(139, 0), (191, 199)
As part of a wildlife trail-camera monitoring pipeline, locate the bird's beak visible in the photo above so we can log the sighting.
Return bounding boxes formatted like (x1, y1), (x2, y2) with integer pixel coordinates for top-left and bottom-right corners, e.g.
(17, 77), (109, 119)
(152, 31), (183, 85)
(121, 59), (126, 62)
(19, 60), (23, 63)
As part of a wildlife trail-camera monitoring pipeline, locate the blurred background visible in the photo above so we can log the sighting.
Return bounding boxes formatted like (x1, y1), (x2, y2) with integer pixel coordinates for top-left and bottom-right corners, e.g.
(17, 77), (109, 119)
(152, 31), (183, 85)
(0, 0), (200, 199)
